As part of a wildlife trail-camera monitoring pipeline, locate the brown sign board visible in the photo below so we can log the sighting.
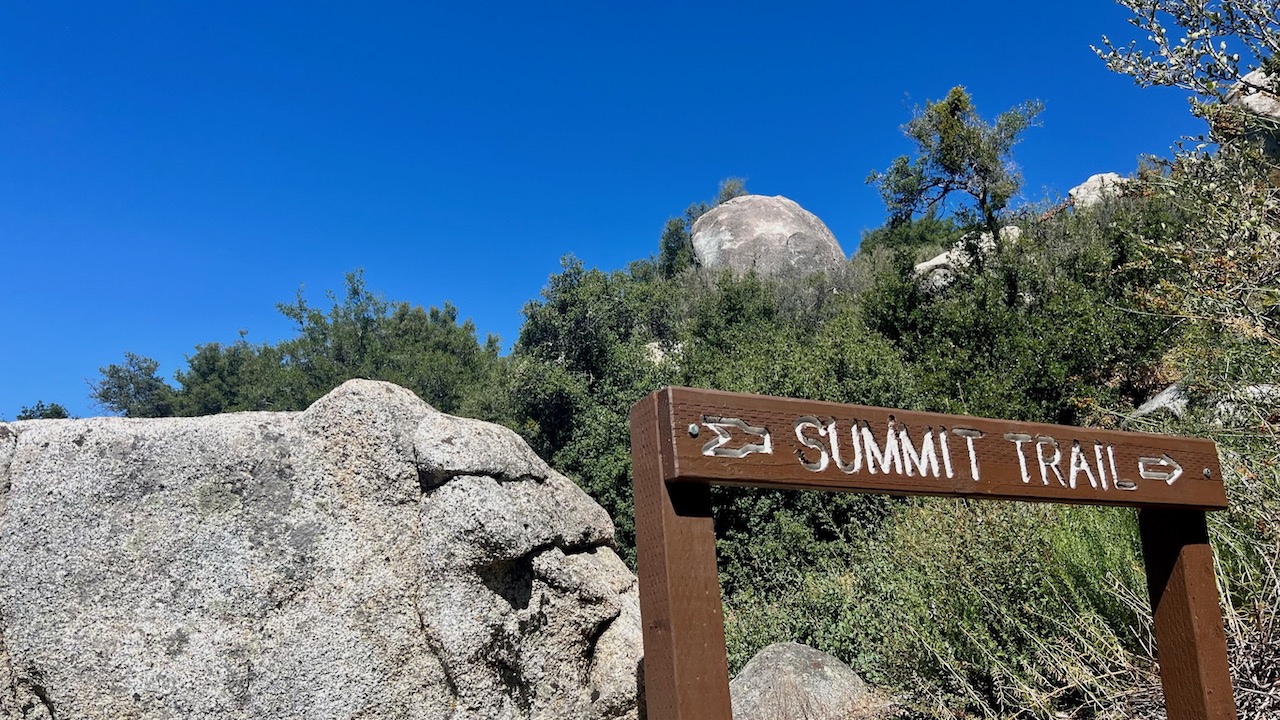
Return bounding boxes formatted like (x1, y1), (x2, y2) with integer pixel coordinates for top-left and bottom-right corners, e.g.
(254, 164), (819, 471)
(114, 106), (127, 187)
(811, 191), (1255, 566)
(651, 386), (1226, 509)
(630, 387), (1237, 720)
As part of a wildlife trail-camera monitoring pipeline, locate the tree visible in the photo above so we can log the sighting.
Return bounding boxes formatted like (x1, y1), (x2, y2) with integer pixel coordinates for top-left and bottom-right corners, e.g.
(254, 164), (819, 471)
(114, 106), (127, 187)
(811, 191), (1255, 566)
(514, 256), (676, 449)
(89, 352), (176, 417)
(658, 216), (699, 278)
(172, 338), (295, 415)
(278, 270), (503, 414)
(1094, 1), (1280, 102)
(857, 209), (964, 258)
(1096, 8), (1280, 715)
(175, 271), (503, 416)
(868, 86), (1042, 239)
(15, 401), (70, 420)
(87, 272), (504, 421)
(716, 176), (748, 204)
(510, 256), (680, 557)
(657, 178), (750, 278)
(1096, 1), (1280, 148)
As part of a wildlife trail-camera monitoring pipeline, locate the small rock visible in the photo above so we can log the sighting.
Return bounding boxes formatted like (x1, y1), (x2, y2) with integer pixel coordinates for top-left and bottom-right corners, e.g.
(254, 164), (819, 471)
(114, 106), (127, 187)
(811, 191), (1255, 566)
(730, 642), (873, 720)
(914, 226), (1020, 289)
(643, 340), (681, 365)
(1129, 382), (1280, 429)
(1213, 384), (1280, 427)
(1130, 383), (1189, 421)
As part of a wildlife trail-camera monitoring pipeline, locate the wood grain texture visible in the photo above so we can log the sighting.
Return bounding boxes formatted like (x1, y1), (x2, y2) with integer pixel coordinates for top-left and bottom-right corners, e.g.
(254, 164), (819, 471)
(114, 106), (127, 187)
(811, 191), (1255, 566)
(629, 388), (1237, 720)
(1140, 509), (1238, 720)
(658, 387), (1226, 509)
(631, 390), (733, 720)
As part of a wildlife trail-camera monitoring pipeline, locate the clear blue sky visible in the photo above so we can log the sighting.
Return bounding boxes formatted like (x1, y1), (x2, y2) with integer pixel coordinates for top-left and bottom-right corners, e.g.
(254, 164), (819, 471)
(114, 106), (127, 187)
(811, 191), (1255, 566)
(2, 2), (1205, 419)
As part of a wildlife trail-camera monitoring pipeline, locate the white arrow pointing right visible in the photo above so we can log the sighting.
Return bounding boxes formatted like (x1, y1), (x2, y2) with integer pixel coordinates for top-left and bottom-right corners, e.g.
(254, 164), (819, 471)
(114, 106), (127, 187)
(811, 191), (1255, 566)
(1138, 454), (1184, 485)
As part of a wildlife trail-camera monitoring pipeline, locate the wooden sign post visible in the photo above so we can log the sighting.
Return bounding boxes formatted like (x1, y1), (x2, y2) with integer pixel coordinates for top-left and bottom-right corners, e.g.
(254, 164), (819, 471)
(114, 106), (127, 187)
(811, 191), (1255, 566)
(630, 387), (1237, 720)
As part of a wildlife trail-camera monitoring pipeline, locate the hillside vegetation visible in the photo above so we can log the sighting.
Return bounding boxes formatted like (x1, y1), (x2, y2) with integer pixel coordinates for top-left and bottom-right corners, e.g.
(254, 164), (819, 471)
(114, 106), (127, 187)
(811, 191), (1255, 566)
(65, 156), (1278, 718)
(23, 3), (1280, 717)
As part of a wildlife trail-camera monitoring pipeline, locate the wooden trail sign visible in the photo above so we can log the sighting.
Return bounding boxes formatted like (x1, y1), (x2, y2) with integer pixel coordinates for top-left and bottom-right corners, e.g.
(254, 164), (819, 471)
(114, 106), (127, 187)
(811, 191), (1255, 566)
(631, 387), (1237, 720)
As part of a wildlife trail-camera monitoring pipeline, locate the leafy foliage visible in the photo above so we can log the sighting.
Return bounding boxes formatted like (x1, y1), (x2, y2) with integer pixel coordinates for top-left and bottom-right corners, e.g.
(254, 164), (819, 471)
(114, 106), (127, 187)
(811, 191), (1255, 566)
(511, 256), (679, 557)
(868, 86), (1042, 236)
(657, 177), (749, 278)
(1095, 16), (1280, 712)
(70, 29), (1280, 716)
(15, 400), (70, 420)
(657, 216), (699, 279)
(725, 501), (1156, 718)
(1096, 0), (1280, 153)
(271, 271), (501, 415)
(1137, 144), (1280, 348)
(1126, 142), (1280, 720)
(1094, 0), (1280, 101)
(863, 210), (1175, 425)
(91, 271), (502, 420)
(856, 209), (963, 259)
(90, 351), (176, 418)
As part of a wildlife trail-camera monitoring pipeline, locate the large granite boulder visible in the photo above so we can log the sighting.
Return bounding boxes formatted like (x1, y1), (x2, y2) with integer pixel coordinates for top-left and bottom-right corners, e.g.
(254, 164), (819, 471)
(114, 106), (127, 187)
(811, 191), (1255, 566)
(691, 195), (846, 278)
(1068, 172), (1127, 210)
(1223, 69), (1280, 155)
(914, 226), (1021, 290)
(1225, 69), (1280, 122)
(0, 380), (642, 720)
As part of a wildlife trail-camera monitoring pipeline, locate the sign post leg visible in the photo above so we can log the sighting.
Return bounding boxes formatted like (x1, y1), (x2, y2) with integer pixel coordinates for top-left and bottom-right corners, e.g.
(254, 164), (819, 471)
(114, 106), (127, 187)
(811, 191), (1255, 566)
(1138, 508), (1238, 720)
(631, 392), (733, 720)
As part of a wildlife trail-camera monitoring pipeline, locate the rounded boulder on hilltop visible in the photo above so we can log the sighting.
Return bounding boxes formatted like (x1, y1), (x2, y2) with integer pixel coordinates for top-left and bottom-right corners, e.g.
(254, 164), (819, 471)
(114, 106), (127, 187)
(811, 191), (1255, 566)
(691, 195), (846, 278)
